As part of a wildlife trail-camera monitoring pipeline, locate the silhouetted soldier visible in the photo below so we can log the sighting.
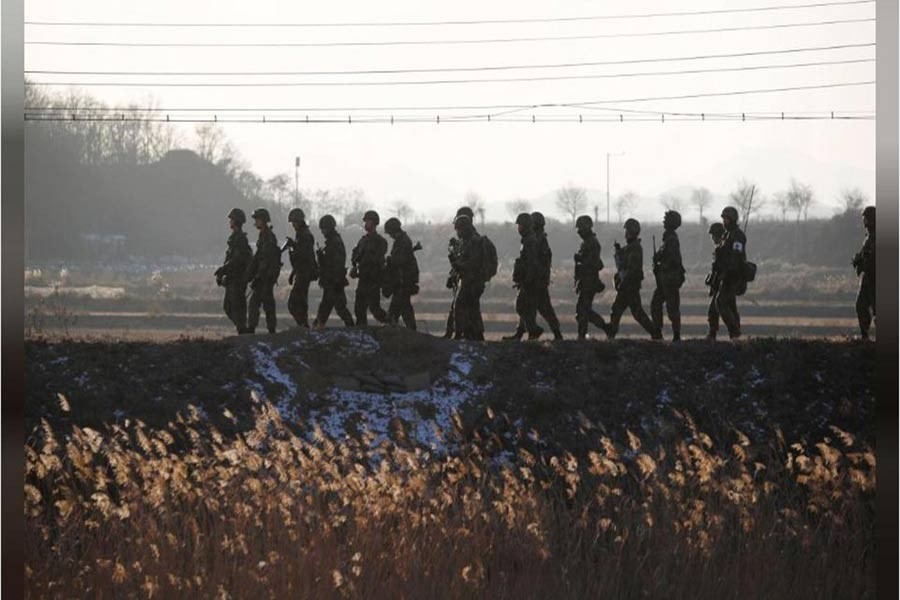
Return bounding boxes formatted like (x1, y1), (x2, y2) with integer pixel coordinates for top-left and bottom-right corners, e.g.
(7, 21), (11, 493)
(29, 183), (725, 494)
(853, 205), (876, 339)
(451, 214), (485, 340)
(445, 206), (481, 339)
(284, 208), (318, 328)
(704, 222), (736, 340)
(245, 207), (281, 334)
(215, 208), (253, 334)
(607, 219), (661, 340)
(383, 217), (419, 330)
(714, 206), (747, 339)
(313, 214), (355, 328)
(573, 215), (609, 340)
(507, 212), (563, 340)
(350, 210), (389, 327)
(650, 210), (686, 341)
(505, 212), (544, 340)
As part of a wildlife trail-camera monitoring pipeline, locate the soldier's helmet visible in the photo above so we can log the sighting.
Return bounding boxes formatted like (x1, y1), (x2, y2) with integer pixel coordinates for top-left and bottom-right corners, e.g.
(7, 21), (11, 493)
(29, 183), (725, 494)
(227, 208), (246, 225)
(319, 214), (337, 231)
(251, 207), (271, 222)
(530, 211), (546, 229)
(862, 206), (876, 221)
(363, 210), (380, 225)
(575, 215), (593, 231)
(721, 206), (739, 223)
(288, 208), (305, 224)
(624, 218), (641, 236)
(456, 206), (475, 219)
(708, 222), (725, 237)
(515, 212), (533, 228)
(384, 217), (402, 235)
(453, 214), (473, 231)
(663, 210), (682, 230)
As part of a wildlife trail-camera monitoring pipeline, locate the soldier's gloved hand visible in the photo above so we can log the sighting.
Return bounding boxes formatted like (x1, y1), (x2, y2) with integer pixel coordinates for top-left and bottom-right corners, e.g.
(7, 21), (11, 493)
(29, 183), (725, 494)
(573, 253), (582, 262)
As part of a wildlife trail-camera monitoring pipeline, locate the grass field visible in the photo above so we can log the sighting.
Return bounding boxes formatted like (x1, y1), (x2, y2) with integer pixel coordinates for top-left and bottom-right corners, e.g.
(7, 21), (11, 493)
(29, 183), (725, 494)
(25, 329), (875, 598)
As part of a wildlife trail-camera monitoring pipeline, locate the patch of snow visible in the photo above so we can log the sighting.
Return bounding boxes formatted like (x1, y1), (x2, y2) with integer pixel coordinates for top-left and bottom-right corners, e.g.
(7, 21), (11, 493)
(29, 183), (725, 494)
(656, 388), (671, 406)
(308, 346), (491, 454)
(813, 371), (824, 384)
(113, 409), (126, 420)
(747, 366), (766, 388)
(705, 371), (726, 384)
(295, 328), (380, 357)
(247, 342), (302, 422)
(75, 372), (90, 387)
(48, 356), (70, 366)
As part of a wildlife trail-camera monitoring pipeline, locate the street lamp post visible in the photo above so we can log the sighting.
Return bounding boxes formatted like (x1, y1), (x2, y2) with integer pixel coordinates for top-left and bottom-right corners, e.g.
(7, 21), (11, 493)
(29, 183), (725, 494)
(606, 152), (624, 224)
(294, 156), (300, 202)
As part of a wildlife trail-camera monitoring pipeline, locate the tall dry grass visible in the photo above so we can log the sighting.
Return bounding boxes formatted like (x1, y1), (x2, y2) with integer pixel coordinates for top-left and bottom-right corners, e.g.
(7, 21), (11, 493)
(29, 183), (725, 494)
(25, 397), (874, 599)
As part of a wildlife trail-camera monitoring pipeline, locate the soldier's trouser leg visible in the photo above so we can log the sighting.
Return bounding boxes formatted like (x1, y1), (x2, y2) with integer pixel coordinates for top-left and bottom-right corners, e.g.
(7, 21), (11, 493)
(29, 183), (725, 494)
(224, 282), (247, 333)
(609, 288), (657, 338)
(515, 287), (541, 336)
(707, 293), (720, 338)
(316, 287), (334, 326)
(288, 278), (311, 327)
(856, 274), (875, 336)
(576, 291), (594, 338)
(650, 286), (665, 333)
(261, 284), (277, 333)
(536, 287), (562, 336)
(247, 286), (262, 332)
(716, 281), (741, 338)
(628, 292), (659, 337)
(455, 281), (484, 340)
(666, 287), (681, 339)
(445, 288), (457, 338)
(367, 284), (388, 324)
(389, 289), (416, 330)
(248, 283), (276, 333)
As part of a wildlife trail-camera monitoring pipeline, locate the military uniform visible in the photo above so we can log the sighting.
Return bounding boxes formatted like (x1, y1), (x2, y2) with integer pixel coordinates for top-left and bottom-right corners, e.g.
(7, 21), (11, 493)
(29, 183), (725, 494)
(854, 229), (875, 337)
(714, 227), (747, 339)
(650, 229), (685, 340)
(512, 230), (543, 338)
(351, 231), (389, 326)
(513, 229), (562, 339)
(453, 232), (486, 340)
(245, 226), (281, 333)
(574, 231), (609, 339)
(287, 225), (318, 328)
(608, 239), (659, 338)
(385, 230), (419, 329)
(217, 229), (253, 333)
(315, 229), (354, 327)
(705, 240), (737, 339)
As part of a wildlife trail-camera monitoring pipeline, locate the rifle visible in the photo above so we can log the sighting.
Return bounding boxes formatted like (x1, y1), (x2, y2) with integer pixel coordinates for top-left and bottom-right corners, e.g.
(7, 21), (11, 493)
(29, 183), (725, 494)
(652, 235), (662, 288)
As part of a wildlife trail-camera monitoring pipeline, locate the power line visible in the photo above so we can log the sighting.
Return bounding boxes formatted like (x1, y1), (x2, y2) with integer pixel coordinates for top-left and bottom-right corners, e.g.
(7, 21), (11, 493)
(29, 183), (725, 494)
(24, 58), (875, 88)
(24, 82), (877, 120)
(24, 17), (875, 48)
(22, 0), (874, 28)
(22, 113), (874, 124)
(24, 42), (875, 77)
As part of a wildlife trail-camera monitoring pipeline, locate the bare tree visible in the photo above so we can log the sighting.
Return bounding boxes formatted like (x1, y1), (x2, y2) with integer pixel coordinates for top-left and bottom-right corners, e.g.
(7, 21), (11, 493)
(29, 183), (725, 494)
(840, 188), (867, 213)
(555, 184), (587, 224)
(658, 193), (683, 213)
(266, 174), (292, 205)
(505, 198), (532, 219)
(729, 179), (765, 229)
(463, 191), (487, 225)
(392, 200), (414, 223)
(614, 191), (638, 223)
(786, 178), (814, 222)
(773, 191), (791, 222)
(690, 187), (713, 223)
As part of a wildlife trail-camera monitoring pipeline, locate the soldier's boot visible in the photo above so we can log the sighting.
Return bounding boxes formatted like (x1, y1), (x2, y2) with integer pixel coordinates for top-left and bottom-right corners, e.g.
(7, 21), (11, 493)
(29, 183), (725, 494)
(527, 326), (544, 341)
(671, 317), (682, 342)
(503, 321), (526, 341)
(550, 325), (564, 341)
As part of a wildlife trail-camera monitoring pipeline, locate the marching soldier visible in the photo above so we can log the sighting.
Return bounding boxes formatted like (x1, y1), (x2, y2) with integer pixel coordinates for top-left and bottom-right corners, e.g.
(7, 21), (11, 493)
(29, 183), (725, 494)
(450, 214), (485, 340)
(504, 212), (544, 340)
(312, 214), (355, 328)
(284, 208), (318, 328)
(713, 206), (747, 339)
(507, 212), (563, 340)
(214, 208), (253, 334)
(350, 210), (389, 326)
(573, 215), (610, 340)
(383, 217), (419, 330)
(245, 207), (282, 334)
(445, 207), (482, 339)
(650, 210), (686, 341)
(853, 205), (876, 339)
(704, 222), (736, 340)
(607, 219), (661, 340)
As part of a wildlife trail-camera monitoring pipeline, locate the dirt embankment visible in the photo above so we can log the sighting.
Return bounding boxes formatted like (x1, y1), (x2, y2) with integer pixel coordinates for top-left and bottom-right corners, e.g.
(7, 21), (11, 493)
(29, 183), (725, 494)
(26, 329), (875, 457)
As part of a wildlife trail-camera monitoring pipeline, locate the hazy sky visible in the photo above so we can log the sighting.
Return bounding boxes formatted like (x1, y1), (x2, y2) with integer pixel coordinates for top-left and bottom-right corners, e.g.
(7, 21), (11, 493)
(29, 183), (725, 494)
(26, 0), (876, 222)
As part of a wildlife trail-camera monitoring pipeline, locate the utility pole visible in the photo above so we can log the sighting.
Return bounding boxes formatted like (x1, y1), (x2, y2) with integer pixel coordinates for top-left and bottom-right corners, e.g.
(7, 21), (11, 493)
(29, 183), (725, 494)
(294, 156), (300, 203)
(606, 152), (624, 224)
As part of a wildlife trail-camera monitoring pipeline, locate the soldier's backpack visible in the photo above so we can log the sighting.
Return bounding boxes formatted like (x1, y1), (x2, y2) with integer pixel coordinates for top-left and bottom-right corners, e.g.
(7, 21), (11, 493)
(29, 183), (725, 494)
(743, 261), (757, 283)
(481, 236), (499, 282)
